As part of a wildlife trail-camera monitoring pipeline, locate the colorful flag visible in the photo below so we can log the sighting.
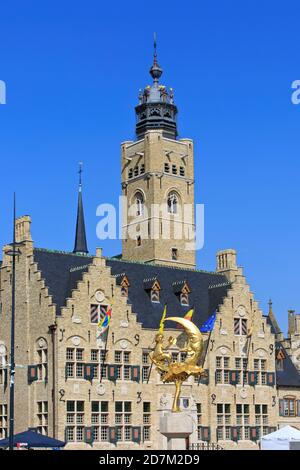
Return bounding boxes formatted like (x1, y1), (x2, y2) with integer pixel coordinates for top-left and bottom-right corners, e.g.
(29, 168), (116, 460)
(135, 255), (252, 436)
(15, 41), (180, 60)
(159, 304), (167, 333)
(200, 312), (217, 333)
(184, 308), (194, 321)
(98, 308), (112, 335)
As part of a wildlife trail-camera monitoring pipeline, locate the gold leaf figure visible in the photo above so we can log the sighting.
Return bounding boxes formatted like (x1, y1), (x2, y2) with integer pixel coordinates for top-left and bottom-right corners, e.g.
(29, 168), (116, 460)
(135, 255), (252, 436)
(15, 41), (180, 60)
(150, 317), (205, 412)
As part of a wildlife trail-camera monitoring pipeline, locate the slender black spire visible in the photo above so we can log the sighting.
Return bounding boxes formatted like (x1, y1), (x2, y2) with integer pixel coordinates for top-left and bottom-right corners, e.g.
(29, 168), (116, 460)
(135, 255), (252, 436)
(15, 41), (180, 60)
(73, 162), (88, 255)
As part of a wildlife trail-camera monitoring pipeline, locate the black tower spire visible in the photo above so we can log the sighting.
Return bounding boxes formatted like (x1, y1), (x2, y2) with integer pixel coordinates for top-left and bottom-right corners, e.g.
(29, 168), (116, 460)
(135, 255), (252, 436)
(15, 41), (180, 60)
(135, 34), (178, 140)
(73, 162), (88, 255)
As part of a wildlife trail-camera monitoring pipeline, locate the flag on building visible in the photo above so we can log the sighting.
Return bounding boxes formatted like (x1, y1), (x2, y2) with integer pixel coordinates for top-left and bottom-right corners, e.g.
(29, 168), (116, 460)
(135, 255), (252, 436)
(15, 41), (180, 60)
(97, 308), (112, 335)
(184, 308), (194, 321)
(159, 304), (167, 333)
(200, 312), (217, 333)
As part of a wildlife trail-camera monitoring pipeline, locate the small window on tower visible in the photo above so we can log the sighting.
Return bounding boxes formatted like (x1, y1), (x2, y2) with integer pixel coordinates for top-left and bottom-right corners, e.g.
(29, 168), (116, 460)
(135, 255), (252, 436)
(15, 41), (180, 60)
(128, 169), (133, 179)
(134, 166), (139, 177)
(135, 192), (144, 216)
(180, 166), (185, 177)
(164, 163), (170, 173)
(172, 248), (178, 260)
(137, 236), (142, 247)
(140, 164), (145, 174)
(172, 165), (177, 175)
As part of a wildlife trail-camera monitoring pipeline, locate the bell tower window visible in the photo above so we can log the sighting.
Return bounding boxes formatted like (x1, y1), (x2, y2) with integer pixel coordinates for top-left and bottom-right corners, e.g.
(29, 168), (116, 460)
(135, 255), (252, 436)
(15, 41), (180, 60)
(135, 192), (144, 217)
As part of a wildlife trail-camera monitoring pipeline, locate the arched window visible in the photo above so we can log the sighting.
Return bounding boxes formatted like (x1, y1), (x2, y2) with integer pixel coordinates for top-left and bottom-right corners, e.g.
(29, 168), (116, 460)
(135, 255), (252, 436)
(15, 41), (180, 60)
(167, 191), (179, 214)
(135, 192), (144, 217)
(36, 338), (48, 382)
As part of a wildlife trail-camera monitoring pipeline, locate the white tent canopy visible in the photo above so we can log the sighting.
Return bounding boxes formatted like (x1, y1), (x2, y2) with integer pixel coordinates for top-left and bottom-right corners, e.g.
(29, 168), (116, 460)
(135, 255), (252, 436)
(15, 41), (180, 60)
(261, 425), (300, 450)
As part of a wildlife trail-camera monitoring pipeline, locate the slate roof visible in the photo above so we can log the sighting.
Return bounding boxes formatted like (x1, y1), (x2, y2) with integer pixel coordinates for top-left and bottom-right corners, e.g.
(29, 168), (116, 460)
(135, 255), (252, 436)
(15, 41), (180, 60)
(275, 341), (300, 387)
(106, 258), (231, 329)
(266, 314), (300, 387)
(33, 249), (94, 313)
(33, 248), (231, 328)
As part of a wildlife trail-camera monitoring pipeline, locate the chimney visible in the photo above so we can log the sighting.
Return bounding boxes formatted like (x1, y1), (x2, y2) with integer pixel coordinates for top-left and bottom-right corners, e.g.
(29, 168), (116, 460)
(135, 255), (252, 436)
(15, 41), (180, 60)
(216, 249), (237, 272)
(288, 310), (296, 337)
(15, 215), (32, 243)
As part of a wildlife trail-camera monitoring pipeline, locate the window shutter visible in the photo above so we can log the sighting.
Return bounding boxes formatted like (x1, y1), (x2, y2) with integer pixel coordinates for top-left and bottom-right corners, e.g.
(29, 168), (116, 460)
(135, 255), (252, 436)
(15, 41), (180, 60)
(229, 370), (239, 386)
(108, 365), (116, 382)
(4, 368), (8, 390)
(84, 427), (94, 445)
(248, 371), (257, 386)
(132, 426), (141, 443)
(279, 399), (284, 417)
(201, 427), (210, 442)
(297, 401), (300, 417)
(267, 372), (275, 387)
(28, 365), (38, 384)
(109, 427), (118, 444)
(231, 427), (238, 442)
(250, 426), (257, 441)
(84, 364), (95, 382)
(131, 366), (140, 383)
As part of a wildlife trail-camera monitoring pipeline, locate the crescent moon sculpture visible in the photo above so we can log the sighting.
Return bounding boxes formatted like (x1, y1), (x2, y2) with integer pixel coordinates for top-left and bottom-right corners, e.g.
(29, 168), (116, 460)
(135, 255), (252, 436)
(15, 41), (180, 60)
(149, 316), (205, 412)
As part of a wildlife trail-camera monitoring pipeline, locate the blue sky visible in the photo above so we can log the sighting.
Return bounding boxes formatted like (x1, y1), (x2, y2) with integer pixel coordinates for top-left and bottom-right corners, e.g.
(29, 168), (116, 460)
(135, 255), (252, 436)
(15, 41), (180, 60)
(0, 1), (299, 333)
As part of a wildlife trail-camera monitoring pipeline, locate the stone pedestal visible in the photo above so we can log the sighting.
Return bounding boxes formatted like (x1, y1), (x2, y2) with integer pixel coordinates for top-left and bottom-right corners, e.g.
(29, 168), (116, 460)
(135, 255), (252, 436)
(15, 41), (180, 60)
(159, 412), (194, 450)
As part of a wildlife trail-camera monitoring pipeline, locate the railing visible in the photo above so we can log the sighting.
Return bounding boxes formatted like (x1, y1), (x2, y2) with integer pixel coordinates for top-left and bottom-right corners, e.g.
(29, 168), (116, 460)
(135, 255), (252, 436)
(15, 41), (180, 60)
(189, 442), (224, 451)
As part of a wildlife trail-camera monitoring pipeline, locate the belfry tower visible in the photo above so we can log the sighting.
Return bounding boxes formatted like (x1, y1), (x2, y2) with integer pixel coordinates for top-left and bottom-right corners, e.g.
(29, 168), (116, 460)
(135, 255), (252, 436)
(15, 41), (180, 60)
(121, 38), (196, 269)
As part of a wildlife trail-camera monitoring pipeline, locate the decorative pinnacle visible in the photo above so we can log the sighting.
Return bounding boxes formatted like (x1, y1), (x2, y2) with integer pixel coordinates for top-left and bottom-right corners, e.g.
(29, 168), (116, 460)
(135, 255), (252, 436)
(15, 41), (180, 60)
(150, 32), (163, 82)
(268, 299), (273, 313)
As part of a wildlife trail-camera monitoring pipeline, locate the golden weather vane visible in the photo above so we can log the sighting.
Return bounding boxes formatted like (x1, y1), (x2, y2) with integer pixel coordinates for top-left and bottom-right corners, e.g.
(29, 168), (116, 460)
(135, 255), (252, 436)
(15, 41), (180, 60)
(150, 317), (205, 413)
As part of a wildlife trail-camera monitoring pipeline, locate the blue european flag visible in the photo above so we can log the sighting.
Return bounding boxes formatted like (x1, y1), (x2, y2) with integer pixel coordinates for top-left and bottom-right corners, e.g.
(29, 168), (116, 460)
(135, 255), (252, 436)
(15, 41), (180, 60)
(200, 312), (217, 333)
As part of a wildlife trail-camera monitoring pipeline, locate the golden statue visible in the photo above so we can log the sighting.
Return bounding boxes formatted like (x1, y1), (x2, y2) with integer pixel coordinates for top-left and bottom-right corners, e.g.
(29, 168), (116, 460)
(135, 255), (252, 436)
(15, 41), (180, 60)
(150, 317), (205, 412)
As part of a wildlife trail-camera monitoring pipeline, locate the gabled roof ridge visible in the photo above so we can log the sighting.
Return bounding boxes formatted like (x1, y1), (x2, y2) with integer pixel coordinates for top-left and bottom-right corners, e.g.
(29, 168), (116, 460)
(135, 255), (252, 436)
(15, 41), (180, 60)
(105, 256), (221, 275)
(34, 247), (93, 258)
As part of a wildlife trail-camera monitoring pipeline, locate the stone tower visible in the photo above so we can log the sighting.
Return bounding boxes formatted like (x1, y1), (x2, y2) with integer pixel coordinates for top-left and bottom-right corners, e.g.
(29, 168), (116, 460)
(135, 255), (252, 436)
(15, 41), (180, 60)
(121, 40), (196, 269)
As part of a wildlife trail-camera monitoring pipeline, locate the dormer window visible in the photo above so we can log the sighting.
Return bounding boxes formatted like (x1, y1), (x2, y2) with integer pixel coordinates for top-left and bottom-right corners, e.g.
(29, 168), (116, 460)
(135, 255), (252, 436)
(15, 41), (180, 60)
(276, 348), (286, 371)
(144, 278), (161, 304)
(120, 276), (130, 297)
(173, 280), (191, 306)
(181, 292), (189, 306)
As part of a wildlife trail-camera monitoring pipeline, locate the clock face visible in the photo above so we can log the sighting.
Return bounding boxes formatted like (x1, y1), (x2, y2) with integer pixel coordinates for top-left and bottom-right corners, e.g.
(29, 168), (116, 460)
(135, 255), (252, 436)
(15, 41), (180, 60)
(95, 290), (105, 303)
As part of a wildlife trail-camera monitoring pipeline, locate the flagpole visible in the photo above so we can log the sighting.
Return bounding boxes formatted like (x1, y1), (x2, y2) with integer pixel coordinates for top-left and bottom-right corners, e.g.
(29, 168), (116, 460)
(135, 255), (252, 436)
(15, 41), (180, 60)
(100, 326), (110, 384)
(147, 304), (167, 384)
(243, 333), (252, 386)
(9, 194), (17, 451)
(198, 329), (213, 386)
